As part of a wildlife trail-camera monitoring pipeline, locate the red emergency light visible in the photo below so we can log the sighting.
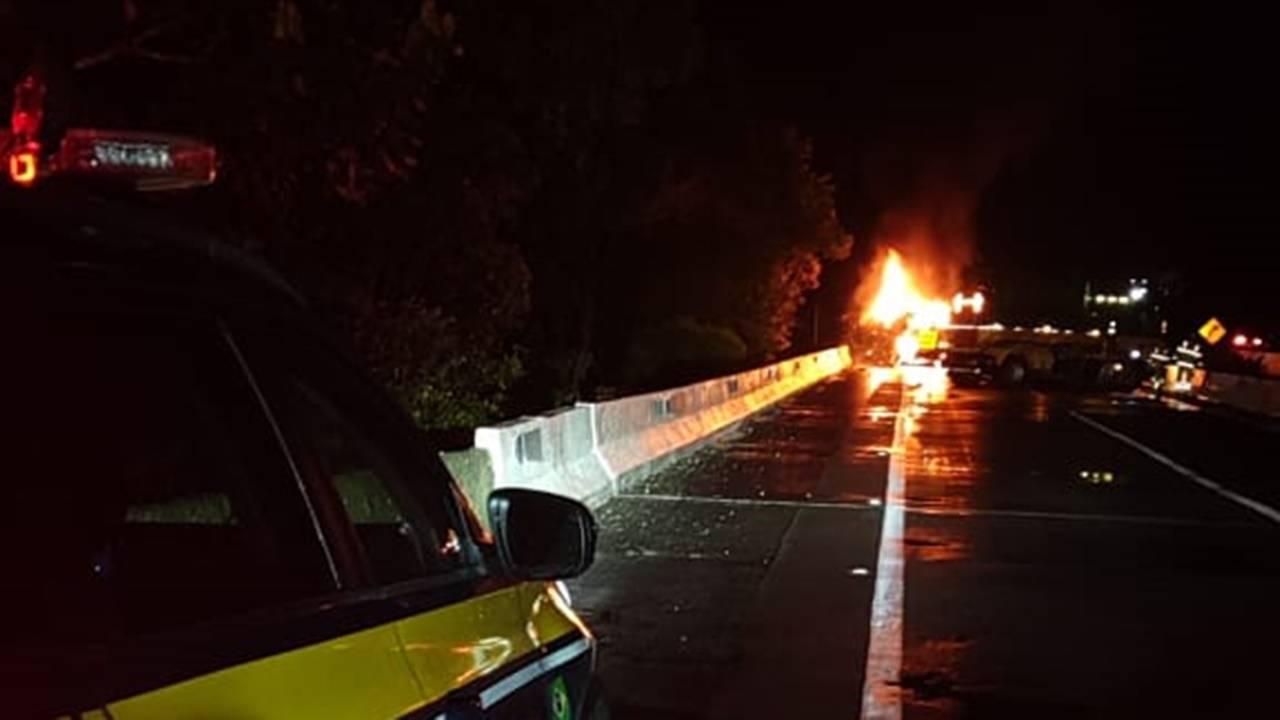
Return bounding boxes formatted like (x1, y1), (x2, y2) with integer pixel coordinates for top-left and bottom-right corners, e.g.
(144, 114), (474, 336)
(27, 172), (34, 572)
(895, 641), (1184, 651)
(10, 74), (44, 139)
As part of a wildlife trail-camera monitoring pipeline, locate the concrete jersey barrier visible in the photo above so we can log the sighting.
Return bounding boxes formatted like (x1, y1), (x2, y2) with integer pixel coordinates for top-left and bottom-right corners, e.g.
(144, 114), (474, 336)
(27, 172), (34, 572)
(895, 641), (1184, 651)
(585, 346), (851, 483)
(459, 346), (852, 510)
(1198, 371), (1280, 417)
(473, 405), (614, 507)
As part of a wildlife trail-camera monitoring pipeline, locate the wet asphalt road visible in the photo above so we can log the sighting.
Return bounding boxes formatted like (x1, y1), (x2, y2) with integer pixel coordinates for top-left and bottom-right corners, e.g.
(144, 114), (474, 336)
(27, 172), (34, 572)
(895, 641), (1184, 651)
(566, 368), (1280, 719)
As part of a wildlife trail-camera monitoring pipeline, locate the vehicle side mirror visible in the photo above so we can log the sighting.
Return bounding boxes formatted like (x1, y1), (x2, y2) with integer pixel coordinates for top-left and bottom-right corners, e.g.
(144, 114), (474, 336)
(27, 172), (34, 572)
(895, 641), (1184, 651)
(487, 489), (597, 580)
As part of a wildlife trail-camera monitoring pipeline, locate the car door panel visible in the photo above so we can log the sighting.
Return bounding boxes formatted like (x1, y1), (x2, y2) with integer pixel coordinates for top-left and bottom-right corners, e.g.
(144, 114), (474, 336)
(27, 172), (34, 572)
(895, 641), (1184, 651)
(395, 581), (593, 718)
(106, 623), (423, 719)
(395, 583), (536, 701)
(223, 315), (597, 718)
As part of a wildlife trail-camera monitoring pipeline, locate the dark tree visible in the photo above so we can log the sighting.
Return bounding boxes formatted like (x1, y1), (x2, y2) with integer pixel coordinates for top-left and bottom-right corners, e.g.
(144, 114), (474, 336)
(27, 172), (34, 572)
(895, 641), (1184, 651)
(1, 0), (855, 424)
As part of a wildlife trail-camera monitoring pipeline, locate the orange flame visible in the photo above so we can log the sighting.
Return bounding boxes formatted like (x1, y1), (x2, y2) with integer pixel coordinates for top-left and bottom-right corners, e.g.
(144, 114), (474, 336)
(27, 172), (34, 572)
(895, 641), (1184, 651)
(863, 249), (951, 330)
(862, 249), (951, 362)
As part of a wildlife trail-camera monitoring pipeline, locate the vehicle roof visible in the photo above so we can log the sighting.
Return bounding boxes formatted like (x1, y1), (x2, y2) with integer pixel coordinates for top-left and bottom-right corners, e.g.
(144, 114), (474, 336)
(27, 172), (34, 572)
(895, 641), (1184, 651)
(2, 186), (306, 312)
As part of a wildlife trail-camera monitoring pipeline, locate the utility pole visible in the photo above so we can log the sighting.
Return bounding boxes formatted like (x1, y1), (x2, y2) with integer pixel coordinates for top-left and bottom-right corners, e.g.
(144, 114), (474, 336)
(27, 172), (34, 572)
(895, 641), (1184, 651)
(813, 301), (820, 348)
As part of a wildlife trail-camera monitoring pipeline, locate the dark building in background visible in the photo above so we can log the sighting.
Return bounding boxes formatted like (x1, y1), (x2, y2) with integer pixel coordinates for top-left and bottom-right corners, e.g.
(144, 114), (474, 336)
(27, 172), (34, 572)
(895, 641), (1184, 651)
(1081, 276), (1179, 337)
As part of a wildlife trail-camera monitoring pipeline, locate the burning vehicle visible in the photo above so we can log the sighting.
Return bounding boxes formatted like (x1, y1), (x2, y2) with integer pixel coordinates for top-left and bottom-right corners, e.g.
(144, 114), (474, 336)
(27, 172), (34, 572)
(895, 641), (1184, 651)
(855, 248), (1151, 390)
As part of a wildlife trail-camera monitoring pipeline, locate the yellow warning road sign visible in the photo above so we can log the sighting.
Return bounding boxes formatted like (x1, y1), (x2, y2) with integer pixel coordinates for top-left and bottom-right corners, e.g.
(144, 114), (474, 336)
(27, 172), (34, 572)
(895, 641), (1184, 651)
(1198, 317), (1227, 345)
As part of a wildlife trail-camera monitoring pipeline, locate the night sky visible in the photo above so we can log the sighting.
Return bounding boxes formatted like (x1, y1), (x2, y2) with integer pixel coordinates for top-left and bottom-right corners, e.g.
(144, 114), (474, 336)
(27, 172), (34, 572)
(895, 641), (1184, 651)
(4, 2), (1270, 341)
(701, 3), (1275, 333)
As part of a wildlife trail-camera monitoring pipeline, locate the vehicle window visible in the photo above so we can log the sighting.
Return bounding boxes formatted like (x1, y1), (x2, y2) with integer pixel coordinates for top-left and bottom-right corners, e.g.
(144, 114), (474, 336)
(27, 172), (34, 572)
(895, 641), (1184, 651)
(270, 373), (468, 585)
(5, 312), (335, 645)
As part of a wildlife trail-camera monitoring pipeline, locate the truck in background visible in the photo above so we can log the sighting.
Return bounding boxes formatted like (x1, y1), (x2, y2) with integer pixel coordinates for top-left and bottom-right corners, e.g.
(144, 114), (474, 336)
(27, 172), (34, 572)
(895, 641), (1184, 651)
(911, 324), (1162, 390)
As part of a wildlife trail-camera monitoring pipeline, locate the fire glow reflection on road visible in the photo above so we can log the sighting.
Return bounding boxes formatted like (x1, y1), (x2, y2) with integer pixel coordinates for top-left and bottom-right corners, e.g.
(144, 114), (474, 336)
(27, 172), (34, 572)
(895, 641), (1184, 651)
(864, 366), (898, 398)
(904, 366), (981, 514)
(861, 367), (909, 720)
(903, 365), (949, 405)
(860, 363), (952, 719)
(861, 363), (959, 719)
(862, 365), (949, 399)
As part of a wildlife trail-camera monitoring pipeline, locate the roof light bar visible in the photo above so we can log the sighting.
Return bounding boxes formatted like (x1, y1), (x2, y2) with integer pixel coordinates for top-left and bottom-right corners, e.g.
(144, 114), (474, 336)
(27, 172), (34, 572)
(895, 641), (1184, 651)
(3, 74), (217, 191)
(52, 129), (217, 191)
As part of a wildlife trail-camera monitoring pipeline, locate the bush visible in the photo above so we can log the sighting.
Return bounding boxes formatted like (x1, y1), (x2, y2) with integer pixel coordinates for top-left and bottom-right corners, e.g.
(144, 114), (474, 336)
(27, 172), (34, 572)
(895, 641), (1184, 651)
(622, 318), (748, 389)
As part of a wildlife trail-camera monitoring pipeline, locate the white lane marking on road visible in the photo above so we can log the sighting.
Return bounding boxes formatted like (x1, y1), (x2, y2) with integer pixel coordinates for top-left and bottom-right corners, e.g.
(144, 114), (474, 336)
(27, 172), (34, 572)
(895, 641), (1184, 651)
(617, 491), (1237, 528)
(596, 549), (726, 562)
(906, 505), (1252, 528)
(614, 492), (881, 511)
(1069, 411), (1280, 525)
(861, 382), (909, 720)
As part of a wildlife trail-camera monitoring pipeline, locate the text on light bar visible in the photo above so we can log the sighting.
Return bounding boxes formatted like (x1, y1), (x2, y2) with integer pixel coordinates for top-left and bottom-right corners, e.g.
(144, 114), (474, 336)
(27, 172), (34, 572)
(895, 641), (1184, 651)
(93, 141), (174, 170)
